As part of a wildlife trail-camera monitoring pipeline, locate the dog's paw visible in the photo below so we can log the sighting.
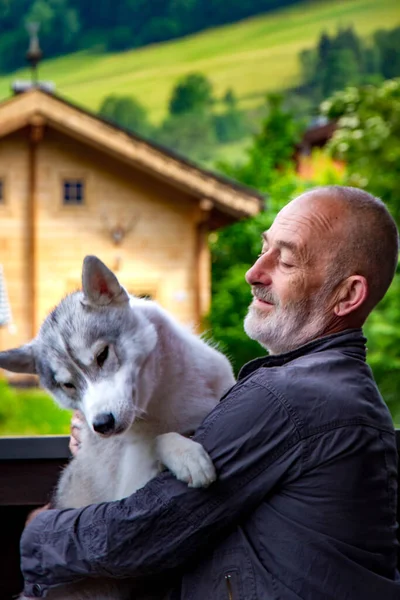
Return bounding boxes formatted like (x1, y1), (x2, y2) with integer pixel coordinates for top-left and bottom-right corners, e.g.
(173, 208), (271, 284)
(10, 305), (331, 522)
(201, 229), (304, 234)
(155, 432), (216, 488)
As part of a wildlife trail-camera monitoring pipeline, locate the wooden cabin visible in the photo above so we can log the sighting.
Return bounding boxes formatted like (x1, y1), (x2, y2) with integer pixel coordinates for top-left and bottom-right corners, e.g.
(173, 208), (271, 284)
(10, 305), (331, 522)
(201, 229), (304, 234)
(0, 88), (263, 360)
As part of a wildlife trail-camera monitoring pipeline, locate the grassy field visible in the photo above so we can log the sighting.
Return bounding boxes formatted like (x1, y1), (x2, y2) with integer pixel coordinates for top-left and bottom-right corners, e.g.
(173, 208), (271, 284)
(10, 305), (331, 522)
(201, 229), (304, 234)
(0, 0), (398, 124)
(0, 382), (71, 436)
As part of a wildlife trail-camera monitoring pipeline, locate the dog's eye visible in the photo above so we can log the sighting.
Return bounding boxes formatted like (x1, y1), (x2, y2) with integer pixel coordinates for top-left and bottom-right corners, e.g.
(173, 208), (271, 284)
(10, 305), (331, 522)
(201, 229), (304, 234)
(60, 382), (76, 395)
(96, 345), (109, 368)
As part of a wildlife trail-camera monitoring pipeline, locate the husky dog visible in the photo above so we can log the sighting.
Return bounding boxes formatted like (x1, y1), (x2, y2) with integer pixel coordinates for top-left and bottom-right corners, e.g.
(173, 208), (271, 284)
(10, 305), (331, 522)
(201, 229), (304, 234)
(0, 256), (235, 600)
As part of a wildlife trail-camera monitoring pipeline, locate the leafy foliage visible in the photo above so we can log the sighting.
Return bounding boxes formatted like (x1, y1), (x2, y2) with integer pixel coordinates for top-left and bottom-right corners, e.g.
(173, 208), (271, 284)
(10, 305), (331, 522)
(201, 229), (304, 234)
(208, 95), (310, 372)
(216, 93), (304, 190)
(169, 73), (213, 116)
(208, 174), (308, 373)
(0, 0), (303, 73)
(213, 89), (249, 144)
(297, 25), (400, 105)
(210, 83), (400, 423)
(364, 266), (400, 424)
(213, 109), (248, 144)
(321, 78), (400, 220)
(155, 111), (217, 161)
(0, 0), (81, 72)
(98, 95), (154, 138)
(96, 74), (251, 162)
(374, 26), (400, 80)
(320, 78), (400, 420)
(153, 74), (251, 161)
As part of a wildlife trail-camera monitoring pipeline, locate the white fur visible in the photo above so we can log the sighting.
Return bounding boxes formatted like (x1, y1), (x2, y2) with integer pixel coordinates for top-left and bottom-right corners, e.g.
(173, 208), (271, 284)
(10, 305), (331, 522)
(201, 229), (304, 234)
(26, 304), (234, 600)
(5, 258), (236, 600)
(54, 299), (235, 508)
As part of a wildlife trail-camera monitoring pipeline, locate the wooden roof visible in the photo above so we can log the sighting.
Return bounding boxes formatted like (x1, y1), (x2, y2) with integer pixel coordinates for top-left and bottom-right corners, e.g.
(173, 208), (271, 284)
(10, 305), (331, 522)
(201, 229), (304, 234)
(0, 89), (263, 225)
(297, 120), (337, 152)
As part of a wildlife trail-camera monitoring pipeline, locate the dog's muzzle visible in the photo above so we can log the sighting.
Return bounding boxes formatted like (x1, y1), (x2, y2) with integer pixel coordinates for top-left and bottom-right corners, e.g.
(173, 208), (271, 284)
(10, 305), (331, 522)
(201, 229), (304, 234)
(92, 412), (115, 435)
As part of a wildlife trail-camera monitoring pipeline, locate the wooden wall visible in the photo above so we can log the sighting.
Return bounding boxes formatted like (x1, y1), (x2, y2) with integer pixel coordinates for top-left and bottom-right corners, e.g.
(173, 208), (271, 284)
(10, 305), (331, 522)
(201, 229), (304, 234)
(0, 126), (210, 355)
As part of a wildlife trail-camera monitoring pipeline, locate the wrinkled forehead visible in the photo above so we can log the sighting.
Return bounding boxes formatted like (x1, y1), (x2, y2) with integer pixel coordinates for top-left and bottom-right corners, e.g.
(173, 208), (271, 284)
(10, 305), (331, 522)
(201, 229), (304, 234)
(268, 193), (343, 258)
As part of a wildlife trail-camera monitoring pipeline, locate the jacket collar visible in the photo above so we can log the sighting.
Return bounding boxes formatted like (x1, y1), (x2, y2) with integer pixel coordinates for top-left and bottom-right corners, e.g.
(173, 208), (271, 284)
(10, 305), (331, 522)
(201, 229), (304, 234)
(238, 328), (366, 380)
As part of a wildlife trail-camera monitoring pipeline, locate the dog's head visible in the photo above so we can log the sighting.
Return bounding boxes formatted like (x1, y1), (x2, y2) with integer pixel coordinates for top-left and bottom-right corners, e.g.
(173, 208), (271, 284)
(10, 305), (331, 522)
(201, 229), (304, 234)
(0, 256), (157, 436)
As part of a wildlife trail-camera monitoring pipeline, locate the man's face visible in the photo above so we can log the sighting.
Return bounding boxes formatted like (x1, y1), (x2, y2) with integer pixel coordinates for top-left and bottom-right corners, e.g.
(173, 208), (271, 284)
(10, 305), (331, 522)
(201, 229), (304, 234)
(244, 194), (339, 354)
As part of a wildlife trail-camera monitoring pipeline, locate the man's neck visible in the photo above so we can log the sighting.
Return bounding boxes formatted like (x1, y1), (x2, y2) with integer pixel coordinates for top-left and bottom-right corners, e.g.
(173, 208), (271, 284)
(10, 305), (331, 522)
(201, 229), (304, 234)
(265, 321), (353, 356)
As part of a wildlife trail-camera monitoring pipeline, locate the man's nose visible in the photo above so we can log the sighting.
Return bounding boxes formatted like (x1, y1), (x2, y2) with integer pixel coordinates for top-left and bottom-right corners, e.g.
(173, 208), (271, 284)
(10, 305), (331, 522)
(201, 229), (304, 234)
(245, 254), (273, 286)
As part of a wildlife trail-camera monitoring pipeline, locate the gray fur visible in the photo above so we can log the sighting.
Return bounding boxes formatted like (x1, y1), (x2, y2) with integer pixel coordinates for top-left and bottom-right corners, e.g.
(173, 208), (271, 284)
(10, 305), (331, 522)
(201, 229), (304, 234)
(0, 256), (235, 600)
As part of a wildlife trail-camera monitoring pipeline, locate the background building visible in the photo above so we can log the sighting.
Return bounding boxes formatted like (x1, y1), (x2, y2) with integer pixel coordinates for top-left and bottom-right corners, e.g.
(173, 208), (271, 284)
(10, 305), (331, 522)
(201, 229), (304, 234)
(0, 88), (262, 355)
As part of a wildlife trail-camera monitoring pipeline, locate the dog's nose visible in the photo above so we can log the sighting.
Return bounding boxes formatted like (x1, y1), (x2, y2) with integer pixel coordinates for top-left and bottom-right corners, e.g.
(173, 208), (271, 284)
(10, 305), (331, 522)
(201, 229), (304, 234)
(92, 413), (115, 435)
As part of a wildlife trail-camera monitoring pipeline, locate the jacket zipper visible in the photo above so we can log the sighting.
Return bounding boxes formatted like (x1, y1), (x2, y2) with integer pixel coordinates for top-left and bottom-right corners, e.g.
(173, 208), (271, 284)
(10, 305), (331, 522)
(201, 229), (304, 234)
(225, 573), (233, 600)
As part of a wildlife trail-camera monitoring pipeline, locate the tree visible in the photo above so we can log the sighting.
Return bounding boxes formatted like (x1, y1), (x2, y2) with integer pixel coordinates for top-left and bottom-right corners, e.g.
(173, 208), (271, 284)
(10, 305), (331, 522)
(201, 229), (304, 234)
(321, 78), (400, 421)
(317, 31), (331, 63)
(321, 78), (400, 220)
(374, 26), (400, 80)
(207, 171), (316, 373)
(299, 47), (318, 89)
(213, 88), (248, 143)
(24, 0), (81, 53)
(154, 72), (217, 161)
(98, 95), (153, 138)
(155, 111), (216, 161)
(0, 0), (80, 73)
(320, 48), (360, 98)
(296, 25), (399, 105)
(2, 2), (395, 75)
(334, 26), (363, 67)
(223, 88), (236, 108)
(207, 95), (308, 372)
(217, 93), (304, 191)
(169, 73), (214, 116)
(363, 264), (400, 423)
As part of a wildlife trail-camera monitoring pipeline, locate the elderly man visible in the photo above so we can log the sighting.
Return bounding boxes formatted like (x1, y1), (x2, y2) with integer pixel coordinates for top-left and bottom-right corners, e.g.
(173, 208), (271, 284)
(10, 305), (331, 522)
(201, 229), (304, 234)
(21, 186), (400, 599)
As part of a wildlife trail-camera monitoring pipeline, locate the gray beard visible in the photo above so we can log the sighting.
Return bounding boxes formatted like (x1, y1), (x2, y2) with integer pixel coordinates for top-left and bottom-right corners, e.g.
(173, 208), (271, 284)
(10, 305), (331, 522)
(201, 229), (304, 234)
(244, 294), (330, 355)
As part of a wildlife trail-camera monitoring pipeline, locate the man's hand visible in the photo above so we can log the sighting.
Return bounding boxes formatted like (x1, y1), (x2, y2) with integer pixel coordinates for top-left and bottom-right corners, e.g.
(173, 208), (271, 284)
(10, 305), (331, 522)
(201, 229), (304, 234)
(25, 503), (51, 528)
(69, 410), (84, 456)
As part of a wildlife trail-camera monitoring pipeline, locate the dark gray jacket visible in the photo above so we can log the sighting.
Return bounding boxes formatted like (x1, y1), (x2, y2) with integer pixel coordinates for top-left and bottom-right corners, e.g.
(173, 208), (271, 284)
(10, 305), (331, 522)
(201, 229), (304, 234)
(21, 329), (400, 599)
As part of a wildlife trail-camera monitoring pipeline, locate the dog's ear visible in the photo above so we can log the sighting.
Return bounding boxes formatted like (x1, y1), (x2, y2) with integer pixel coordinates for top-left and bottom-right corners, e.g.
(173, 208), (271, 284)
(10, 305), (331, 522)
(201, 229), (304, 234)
(82, 256), (129, 307)
(0, 343), (37, 374)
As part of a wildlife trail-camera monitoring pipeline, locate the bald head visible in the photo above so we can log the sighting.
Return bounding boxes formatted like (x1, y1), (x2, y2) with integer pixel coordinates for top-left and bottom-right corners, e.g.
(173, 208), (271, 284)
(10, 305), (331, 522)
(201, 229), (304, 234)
(245, 185), (398, 353)
(297, 186), (399, 316)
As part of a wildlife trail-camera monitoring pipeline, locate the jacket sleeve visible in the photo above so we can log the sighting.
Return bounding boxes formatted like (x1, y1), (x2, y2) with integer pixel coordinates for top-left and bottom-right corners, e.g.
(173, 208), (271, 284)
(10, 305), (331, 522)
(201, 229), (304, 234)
(21, 376), (303, 597)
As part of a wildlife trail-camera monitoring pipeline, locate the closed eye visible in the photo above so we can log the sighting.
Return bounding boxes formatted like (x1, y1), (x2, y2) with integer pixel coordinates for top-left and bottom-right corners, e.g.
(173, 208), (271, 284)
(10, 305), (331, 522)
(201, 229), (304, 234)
(96, 345), (109, 368)
(60, 382), (76, 396)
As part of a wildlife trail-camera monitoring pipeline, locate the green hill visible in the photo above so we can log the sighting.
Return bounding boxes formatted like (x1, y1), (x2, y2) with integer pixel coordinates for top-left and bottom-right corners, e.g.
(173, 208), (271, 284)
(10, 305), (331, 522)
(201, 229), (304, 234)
(0, 0), (398, 123)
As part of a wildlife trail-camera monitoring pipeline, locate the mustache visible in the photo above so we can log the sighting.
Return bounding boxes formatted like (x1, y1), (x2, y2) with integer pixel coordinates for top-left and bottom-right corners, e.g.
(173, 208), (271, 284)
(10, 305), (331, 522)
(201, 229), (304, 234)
(251, 285), (279, 305)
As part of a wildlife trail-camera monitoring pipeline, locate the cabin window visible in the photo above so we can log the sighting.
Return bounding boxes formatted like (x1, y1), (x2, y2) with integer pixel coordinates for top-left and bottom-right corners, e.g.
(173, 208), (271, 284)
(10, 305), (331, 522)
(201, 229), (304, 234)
(63, 179), (85, 205)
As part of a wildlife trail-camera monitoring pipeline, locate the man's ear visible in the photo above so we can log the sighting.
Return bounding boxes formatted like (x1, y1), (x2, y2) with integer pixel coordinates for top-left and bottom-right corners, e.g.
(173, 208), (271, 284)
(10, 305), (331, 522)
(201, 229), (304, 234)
(333, 275), (368, 317)
(81, 255), (129, 307)
(0, 343), (37, 374)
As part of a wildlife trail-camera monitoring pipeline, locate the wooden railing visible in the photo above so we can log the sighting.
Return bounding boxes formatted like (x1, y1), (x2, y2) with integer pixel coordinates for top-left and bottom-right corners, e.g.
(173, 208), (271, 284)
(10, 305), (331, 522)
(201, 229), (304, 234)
(0, 435), (70, 597)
